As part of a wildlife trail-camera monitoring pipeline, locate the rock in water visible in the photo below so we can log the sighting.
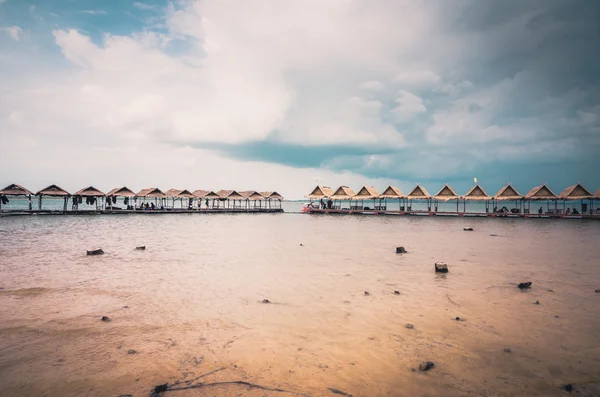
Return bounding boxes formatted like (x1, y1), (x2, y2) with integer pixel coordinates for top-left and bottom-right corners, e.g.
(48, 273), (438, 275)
(127, 349), (137, 355)
(517, 282), (532, 289)
(101, 316), (110, 322)
(364, 291), (370, 296)
(435, 262), (448, 273)
(504, 348), (512, 353)
(396, 246), (407, 254)
(262, 299), (271, 304)
(405, 323), (414, 329)
(87, 248), (104, 256)
(419, 361), (435, 371)
(394, 290), (400, 295)
(135, 246), (145, 250)
(463, 227), (473, 231)
(154, 384), (168, 393)
(563, 384), (573, 392)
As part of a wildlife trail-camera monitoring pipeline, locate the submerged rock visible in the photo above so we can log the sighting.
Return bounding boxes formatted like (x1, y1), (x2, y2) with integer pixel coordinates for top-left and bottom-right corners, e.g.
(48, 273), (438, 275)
(87, 248), (104, 256)
(364, 291), (370, 296)
(419, 361), (435, 371)
(396, 247), (407, 254)
(394, 290), (400, 295)
(127, 349), (137, 355)
(563, 384), (573, 392)
(535, 300), (540, 305)
(405, 323), (414, 329)
(518, 282), (532, 289)
(463, 227), (473, 231)
(135, 246), (145, 250)
(101, 316), (110, 322)
(262, 299), (271, 304)
(154, 384), (168, 393)
(435, 262), (448, 273)
(595, 290), (600, 293)
(504, 348), (512, 353)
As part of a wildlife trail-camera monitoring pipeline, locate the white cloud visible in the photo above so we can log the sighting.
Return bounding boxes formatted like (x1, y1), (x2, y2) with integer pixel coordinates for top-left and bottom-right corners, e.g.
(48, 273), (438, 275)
(1, 26), (23, 41)
(360, 81), (384, 92)
(393, 69), (440, 88)
(81, 10), (107, 15)
(390, 90), (426, 123)
(133, 2), (157, 11)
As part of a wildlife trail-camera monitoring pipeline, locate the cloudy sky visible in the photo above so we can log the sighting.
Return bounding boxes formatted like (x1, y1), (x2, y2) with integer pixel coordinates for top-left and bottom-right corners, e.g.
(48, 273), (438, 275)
(1, 0), (599, 198)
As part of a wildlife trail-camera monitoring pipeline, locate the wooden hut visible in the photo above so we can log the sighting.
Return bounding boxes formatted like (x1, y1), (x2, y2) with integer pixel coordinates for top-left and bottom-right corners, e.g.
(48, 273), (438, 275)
(240, 190), (264, 209)
(106, 187), (136, 210)
(354, 186), (381, 211)
(35, 184), (70, 211)
(165, 189), (195, 209)
(193, 190), (220, 209)
(405, 185), (431, 212)
(462, 184), (491, 213)
(0, 184), (34, 211)
(558, 183), (595, 215)
(216, 190), (244, 209)
(379, 186), (404, 212)
(73, 186), (106, 210)
(307, 186), (334, 199)
(433, 184), (460, 212)
(260, 191), (283, 209)
(136, 188), (166, 210)
(330, 186), (356, 210)
(524, 184), (558, 215)
(493, 184), (523, 214)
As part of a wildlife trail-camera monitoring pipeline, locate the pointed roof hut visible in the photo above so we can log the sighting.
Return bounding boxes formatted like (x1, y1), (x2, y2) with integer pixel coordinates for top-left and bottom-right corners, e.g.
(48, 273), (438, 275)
(494, 184), (522, 201)
(240, 190), (264, 200)
(36, 184), (70, 196)
(558, 183), (594, 200)
(379, 186), (404, 198)
(405, 185), (431, 200)
(136, 188), (166, 198)
(595, 188), (600, 199)
(307, 186), (334, 199)
(463, 184), (491, 201)
(354, 186), (379, 200)
(331, 186), (356, 200)
(524, 184), (557, 200)
(193, 190), (220, 199)
(0, 183), (33, 196)
(106, 187), (136, 197)
(260, 191), (284, 200)
(176, 189), (195, 199)
(434, 184), (459, 201)
(74, 186), (105, 197)
(217, 190), (244, 199)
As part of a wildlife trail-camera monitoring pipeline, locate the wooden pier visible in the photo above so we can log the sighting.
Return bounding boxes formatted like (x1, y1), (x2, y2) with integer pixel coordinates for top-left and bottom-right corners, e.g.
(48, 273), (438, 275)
(0, 208), (283, 217)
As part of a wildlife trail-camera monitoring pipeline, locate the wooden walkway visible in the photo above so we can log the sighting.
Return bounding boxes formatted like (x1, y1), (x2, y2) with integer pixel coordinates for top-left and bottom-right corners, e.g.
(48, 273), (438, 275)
(0, 208), (283, 217)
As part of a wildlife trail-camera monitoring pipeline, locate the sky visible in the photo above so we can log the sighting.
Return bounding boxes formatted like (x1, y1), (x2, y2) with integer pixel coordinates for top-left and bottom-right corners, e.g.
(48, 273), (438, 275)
(1, 0), (599, 199)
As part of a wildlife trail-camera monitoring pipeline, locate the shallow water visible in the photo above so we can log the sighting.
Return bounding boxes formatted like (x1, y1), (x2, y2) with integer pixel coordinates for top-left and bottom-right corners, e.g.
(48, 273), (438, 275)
(1, 214), (599, 396)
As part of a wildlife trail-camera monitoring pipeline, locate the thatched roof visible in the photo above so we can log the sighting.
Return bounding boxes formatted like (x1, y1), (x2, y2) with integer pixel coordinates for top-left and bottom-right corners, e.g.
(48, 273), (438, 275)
(106, 187), (136, 197)
(193, 190), (220, 199)
(165, 189), (195, 198)
(596, 188), (600, 199)
(136, 188), (166, 198)
(307, 186), (334, 199)
(217, 190), (244, 199)
(260, 191), (284, 200)
(379, 186), (404, 198)
(36, 184), (70, 197)
(354, 186), (379, 199)
(240, 190), (264, 200)
(331, 186), (356, 200)
(0, 183), (33, 196)
(524, 184), (557, 200)
(463, 184), (490, 201)
(74, 186), (105, 197)
(558, 183), (594, 200)
(434, 184), (459, 201)
(494, 184), (522, 201)
(406, 185), (431, 199)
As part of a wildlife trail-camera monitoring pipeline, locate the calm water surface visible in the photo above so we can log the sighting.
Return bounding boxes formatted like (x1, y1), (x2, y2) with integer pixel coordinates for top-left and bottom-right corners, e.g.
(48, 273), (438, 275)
(1, 214), (599, 396)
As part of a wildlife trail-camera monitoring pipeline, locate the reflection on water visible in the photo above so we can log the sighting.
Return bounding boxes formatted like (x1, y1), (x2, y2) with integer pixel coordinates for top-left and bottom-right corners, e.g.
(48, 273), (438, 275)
(1, 214), (600, 396)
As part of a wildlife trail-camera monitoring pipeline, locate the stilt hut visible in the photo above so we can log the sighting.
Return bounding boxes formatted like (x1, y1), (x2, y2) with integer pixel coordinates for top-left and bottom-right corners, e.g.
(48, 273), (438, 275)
(595, 188), (600, 215)
(73, 186), (106, 211)
(165, 189), (195, 209)
(193, 190), (220, 209)
(240, 191), (264, 209)
(524, 184), (558, 215)
(330, 186), (356, 210)
(306, 186), (334, 209)
(405, 185), (431, 212)
(216, 190), (244, 209)
(558, 183), (594, 215)
(0, 184), (34, 211)
(462, 184), (491, 213)
(106, 187), (136, 210)
(354, 186), (380, 211)
(35, 184), (71, 211)
(136, 188), (166, 210)
(379, 186), (404, 212)
(493, 184), (523, 214)
(433, 184), (460, 213)
(260, 191), (283, 209)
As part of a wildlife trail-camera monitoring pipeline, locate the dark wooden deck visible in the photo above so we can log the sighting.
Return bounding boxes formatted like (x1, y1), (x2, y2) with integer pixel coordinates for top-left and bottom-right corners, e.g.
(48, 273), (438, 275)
(0, 208), (284, 217)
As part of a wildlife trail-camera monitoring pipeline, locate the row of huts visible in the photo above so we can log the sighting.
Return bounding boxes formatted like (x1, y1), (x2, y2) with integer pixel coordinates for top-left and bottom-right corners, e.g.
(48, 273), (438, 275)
(306, 183), (599, 215)
(0, 184), (283, 212)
